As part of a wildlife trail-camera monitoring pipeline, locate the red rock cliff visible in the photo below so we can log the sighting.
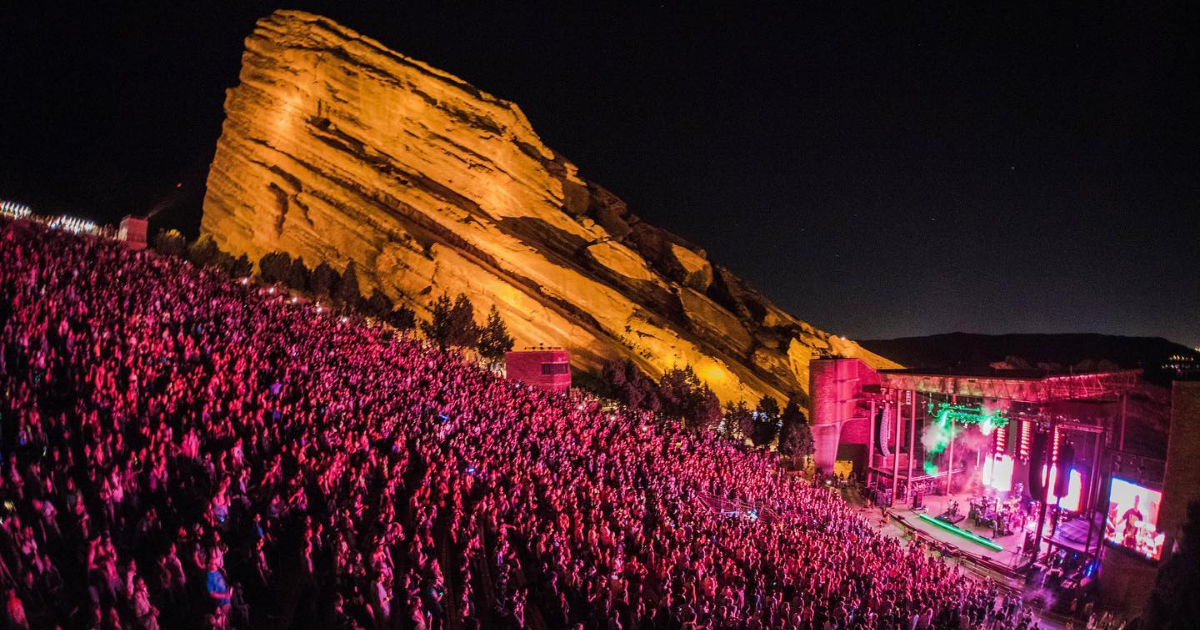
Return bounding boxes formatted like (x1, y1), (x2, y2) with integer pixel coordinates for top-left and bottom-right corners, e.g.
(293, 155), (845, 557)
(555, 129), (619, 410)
(201, 10), (898, 403)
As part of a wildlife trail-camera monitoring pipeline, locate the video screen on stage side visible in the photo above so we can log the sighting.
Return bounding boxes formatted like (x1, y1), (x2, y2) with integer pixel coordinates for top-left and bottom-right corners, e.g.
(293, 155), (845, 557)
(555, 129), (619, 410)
(1104, 478), (1165, 561)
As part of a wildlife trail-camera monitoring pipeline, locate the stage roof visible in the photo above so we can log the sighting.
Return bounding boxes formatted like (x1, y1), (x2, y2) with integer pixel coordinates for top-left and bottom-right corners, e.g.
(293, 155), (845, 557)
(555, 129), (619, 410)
(873, 368), (1141, 403)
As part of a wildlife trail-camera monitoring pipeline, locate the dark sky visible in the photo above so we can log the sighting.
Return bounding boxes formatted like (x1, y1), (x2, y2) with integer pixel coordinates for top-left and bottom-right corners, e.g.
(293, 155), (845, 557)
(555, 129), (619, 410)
(3, 3), (1197, 347)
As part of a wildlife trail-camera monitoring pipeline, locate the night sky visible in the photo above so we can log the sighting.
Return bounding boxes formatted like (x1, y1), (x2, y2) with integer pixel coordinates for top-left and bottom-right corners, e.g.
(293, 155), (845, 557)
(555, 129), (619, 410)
(3, 3), (1196, 347)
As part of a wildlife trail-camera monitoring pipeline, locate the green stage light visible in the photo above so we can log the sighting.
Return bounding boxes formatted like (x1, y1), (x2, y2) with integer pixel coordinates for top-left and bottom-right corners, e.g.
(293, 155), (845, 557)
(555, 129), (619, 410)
(923, 403), (1009, 463)
(917, 513), (1004, 552)
(931, 403), (1009, 433)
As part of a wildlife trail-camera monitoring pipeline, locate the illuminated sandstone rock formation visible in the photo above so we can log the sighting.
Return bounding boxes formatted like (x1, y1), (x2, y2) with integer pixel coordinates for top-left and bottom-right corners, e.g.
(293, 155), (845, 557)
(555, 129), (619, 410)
(202, 10), (898, 403)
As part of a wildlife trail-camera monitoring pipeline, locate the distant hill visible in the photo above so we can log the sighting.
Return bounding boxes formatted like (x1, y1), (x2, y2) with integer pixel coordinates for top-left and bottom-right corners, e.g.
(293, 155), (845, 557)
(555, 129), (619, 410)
(859, 333), (1199, 384)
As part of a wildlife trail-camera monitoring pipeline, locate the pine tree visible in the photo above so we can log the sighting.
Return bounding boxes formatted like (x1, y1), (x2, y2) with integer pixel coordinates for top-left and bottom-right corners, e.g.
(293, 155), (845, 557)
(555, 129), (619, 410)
(781, 392), (807, 426)
(186, 234), (219, 267)
(777, 394), (815, 462)
(212, 251), (235, 275)
(258, 252), (292, 284)
(633, 375), (662, 413)
(287, 257), (312, 293)
(336, 261), (361, 306)
(388, 304), (417, 330)
(602, 359), (660, 412)
(693, 383), (723, 431)
(725, 400), (755, 441)
(756, 395), (781, 418)
(446, 294), (480, 348)
(659, 365), (721, 430)
(422, 295), (455, 350)
(658, 366), (696, 421)
(602, 359), (628, 393)
(311, 261), (340, 298)
(364, 290), (394, 319)
(478, 305), (514, 367)
(751, 395), (782, 447)
(230, 254), (253, 278)
(153, 230), (187, 257)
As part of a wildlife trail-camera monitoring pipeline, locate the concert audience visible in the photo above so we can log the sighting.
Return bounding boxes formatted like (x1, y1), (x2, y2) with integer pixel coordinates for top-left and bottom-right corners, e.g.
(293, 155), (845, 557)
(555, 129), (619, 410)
(0, 219), (1042, 630)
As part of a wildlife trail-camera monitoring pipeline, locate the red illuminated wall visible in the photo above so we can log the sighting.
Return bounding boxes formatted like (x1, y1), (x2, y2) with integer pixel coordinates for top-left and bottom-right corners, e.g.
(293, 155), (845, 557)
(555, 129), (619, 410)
(119, 216), (149, 251)
(809, 357), (881, 471)
(1162, 381), (1200, 542)
(840, 418), (871, 444)
(505, 349), (571, 393)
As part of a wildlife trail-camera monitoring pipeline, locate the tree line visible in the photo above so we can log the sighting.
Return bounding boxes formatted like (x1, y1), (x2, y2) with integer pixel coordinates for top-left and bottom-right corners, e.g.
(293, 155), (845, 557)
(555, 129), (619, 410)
(151, 230), (809, 459)
(421, 293), (514, 367)
(599, 359), (815, 460)
(152, 230), (514, 364)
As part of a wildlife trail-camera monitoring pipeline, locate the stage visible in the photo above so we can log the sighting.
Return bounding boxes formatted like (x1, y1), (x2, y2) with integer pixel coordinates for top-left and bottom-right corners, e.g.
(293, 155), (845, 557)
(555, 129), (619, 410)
(886, 492), (1027, 568)
(882, 491), (1101, 579)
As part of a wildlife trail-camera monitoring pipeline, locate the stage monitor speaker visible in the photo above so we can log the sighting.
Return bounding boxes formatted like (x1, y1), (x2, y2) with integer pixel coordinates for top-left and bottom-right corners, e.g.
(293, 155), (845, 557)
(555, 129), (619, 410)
(1054, 441), (1075, 498)
(878, 406), (891, 457)
(1028, 428), (1049, 500)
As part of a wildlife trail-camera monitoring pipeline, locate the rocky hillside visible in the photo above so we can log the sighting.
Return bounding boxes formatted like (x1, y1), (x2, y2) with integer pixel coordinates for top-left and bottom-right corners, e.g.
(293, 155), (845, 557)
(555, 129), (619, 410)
(202, 10), (897, 403)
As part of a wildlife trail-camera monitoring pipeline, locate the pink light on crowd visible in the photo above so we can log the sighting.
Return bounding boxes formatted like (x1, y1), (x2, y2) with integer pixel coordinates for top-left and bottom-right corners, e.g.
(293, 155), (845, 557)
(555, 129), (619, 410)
(0, 217), (1057, 630)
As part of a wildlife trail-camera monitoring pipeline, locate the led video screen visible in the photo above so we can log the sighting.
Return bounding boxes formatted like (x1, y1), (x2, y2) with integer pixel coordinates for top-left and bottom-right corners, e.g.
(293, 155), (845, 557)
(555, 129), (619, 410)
(1105, 478), (1165, 561)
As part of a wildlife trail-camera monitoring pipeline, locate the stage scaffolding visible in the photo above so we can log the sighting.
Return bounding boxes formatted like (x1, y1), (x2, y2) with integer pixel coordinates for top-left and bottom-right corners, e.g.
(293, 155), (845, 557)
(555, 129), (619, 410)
(862, 368), (1141, 564)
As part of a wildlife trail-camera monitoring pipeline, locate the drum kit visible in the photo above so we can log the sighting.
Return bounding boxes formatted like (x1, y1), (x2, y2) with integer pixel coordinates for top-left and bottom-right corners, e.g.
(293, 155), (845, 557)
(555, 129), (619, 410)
(969, 495), (1027, 538)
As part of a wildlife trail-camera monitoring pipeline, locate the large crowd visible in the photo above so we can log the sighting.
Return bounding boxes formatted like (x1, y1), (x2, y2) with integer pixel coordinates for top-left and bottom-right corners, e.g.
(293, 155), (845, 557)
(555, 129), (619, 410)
(0, 219), (1042, 630)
